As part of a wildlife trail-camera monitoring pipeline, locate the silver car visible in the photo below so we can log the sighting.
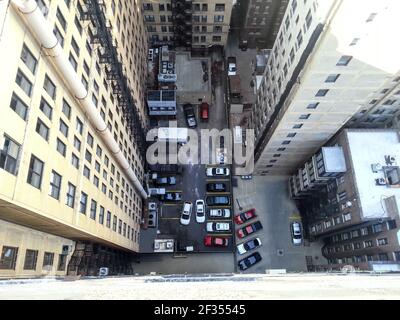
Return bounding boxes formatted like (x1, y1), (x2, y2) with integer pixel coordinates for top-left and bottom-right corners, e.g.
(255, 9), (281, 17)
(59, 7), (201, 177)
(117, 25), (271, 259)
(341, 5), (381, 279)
(291, 221), (302, 245)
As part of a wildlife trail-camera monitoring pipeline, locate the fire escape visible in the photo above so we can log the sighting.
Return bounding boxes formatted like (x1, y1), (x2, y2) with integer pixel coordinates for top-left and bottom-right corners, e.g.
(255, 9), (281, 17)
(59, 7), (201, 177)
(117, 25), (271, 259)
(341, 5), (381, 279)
(78, 0), (147, 157)
(171, 0), (193, 48)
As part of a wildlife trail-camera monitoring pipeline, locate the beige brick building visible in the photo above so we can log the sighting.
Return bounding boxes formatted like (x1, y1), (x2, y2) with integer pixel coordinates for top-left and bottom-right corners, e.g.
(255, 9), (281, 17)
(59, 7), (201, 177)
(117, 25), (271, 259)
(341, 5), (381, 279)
(0, 0), (149, 278)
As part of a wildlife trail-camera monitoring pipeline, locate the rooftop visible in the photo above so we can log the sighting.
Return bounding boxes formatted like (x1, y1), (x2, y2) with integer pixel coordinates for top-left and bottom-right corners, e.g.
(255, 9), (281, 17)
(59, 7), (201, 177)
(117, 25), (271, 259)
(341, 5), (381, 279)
(346, 130), (400, 219)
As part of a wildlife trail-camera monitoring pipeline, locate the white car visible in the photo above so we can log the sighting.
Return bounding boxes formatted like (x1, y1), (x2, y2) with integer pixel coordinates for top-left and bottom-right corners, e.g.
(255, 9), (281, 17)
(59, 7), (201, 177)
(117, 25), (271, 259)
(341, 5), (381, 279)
(209, 208), (231, 218)
(228, 63), (236, 76)
(291, 221), (302, 245)
(206, 167), (230, 177)
(180, 201), (193, 225)
(195, 199), (205, 223)
(237, 238), (262, 255)
(206, 222), (231, 233)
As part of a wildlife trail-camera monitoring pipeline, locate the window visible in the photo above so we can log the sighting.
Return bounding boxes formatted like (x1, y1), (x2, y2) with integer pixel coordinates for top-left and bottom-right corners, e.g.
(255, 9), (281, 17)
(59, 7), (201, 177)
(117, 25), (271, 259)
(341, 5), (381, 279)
(69, 53), (77, 71)
(62, 99), (71, 119)
(59, 119), (69, 138)
(277, 148), (286, 152)
(325, 74), (340, 83)
(96, 146), (102, 158)
(316, 89), (329, 97)
(39, 98), (53, 120)
(93, 175), (99, 188)
(79, 192), (88, 214)
(76, 117), (83, 135)
(71, 37), (80, 56)
(43, 75), (56, 100)
(337, 55), (352, 66)
(56, 8), (67, 31)
(364, 240), (373, 248)
(293, 124), (303, 129)
(99, 206), (105, 224)
(0, 135), (21, 175)
(212, 36), (221, 42)
(85, 150), (92, 163)
(215, 4), (225, 11)
(16, 69), (33, 97)
(43, 252), (54, 268)
(49, 170), (62, 199)
(113, 215), (117, 231)
(106, 211), (111, 228)
(57, 254), (67, 271)
(366, 13), (377, 22)
(66, 182), (76, 207)
(118, 219), (122, 234)
(87, 133), (94, 148)
(102, 183), (106, 194)
(23, 249), (38, 270)
(378, 253), (389, 261)
(372, 223), (383, 233)
(377, 238), (388, 246)
(21, 44), (38, 74)
(0, 246), (18, 270)
(56, 138), (66, 157)
(214, 15), (224, 22)
(27, 155), (44, 189)
(307, 102), (319, 109)
(71, 153), (79, 169)
(36, 0), (48, 17)
(73, 136), (81, 151)
(360, 227), (368, 236)
(10, 93), (28, 120)
(83, 165), (90, 179)
(53, 26), (64, 47)
(143, 3), (153, 10)
(90, 199), (97, 220)
(282, 140), (291, 145)
(287, 133), (296, 138)
(299, 114), (311, 120)
(387, 220), (397, 230)
(74, 16), (82, 34)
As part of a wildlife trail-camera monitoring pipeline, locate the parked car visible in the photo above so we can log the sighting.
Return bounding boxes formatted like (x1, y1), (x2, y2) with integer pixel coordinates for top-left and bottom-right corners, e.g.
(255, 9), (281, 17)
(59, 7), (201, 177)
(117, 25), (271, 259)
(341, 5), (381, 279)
(206, 196), (230, 206)
(206, 222), (231, 233)
(227, 56), (237, 76)
(206, 167), (230, 177)
(204, 236), (229, 247)
(195, 199), (205, 223)
(159, 192), (182, 202)
(206, 182), (227, 192)
(237, 221), (263, 238)
(180, 201), (193, 225)
(236, 238), (262, 255)
(291, 221), (302, 245)
(238, 252), (262, 271)
(208, 208), (231, 218)
(200, 102), (209, 121)
(234, 208), (257, 225)
(155, 176), (176, 186)
(183, 103), (197, 128)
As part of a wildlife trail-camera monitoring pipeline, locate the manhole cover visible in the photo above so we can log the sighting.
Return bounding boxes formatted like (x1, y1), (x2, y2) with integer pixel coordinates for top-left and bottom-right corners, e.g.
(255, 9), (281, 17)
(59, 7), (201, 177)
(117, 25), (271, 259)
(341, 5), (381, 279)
(277, 249), (284, 256)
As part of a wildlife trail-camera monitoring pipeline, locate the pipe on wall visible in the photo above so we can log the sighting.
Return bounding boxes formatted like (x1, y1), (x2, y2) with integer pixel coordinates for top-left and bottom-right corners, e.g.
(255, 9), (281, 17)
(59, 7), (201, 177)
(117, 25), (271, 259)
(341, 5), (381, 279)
(11, 0), (148, 198)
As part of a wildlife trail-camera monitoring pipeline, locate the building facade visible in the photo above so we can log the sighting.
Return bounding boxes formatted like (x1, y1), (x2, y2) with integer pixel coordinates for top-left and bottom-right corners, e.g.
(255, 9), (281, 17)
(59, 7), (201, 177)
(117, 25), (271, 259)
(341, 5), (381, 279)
(0, 0), (149, 278)
(252, 0), (400, 175)
(142, 0), (233, 49)
(236, 0), (289, 49)
(290, 129), (400, 271)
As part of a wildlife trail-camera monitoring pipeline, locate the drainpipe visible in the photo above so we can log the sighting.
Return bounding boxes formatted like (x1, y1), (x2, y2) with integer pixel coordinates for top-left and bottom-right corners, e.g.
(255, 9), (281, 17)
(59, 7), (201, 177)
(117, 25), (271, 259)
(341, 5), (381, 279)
(11, 0), (148, 199)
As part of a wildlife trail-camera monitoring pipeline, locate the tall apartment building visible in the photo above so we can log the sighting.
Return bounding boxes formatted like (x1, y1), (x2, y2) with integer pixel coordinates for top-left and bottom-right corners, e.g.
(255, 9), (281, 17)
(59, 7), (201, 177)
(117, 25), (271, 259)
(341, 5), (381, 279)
(236, 0), (289, 49)
(289, 129), (400, 272)
(252, 0), (400, 175)
(142, 0), (233, 50)
(0, 0), (149, 278)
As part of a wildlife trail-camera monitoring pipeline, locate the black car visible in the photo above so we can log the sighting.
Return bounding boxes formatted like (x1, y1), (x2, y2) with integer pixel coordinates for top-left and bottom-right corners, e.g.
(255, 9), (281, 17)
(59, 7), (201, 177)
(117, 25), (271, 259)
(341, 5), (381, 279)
(206, 196), (230, 206)
(183, 104), (197, 128)
(159, 192), (182, 202)
(206, 182), (227, 192)
(155, 176), (177, 186)
(238, 252), (262, 271)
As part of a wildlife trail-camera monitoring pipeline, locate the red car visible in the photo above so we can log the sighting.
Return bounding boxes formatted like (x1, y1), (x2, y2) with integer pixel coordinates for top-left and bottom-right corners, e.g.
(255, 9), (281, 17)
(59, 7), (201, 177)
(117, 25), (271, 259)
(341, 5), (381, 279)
(200, 102), (209, 121)
(236, 221), (263, 239)
(234, 208), (256, 225)
(204, 236), (229, 247)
